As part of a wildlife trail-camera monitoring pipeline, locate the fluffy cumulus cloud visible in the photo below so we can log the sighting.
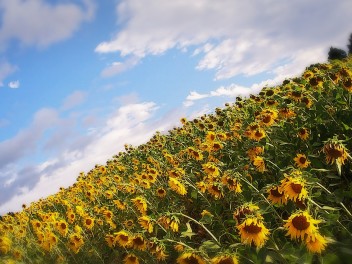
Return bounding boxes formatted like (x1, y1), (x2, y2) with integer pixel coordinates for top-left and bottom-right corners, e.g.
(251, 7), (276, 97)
(0, 99), (183, 214)
(0, 0), (95, 48)
(95, 0), (352, 79)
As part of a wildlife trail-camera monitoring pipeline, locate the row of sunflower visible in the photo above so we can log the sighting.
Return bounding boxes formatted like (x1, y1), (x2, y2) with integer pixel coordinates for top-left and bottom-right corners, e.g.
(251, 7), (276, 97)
(1, 57), (352, 263)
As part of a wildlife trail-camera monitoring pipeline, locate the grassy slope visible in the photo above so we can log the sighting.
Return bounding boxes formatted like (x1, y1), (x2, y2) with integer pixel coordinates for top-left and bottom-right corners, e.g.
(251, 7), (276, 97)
(1, 57), (352, 264)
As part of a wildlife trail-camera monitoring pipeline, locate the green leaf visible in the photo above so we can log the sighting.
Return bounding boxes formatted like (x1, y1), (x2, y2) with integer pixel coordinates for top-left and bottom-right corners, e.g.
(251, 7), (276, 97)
(180, 222), (196, 239)
(199, 240), (221, 252)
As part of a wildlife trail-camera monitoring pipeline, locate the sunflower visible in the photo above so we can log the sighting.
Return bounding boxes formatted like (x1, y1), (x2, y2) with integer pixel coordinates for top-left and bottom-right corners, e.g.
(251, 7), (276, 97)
(297, 128), (310, 140)
(168, 177), (187, 196)
(138, 215), (154, 233)
(207, 183), (224, 199)
(279, 174), (308, 202)
(279, 107), (296, 119)
(202, 162), (220, 177)
(252, 128), (266, 141)
(343, 78), (352, 92)
(304, 232), (328, 253)
(113, 199), (126, 210)
(176, 252), (206, 264)
(156, 188), (167, 198)
(293, 153), (310, 169)
(0, 236), (12, 254)
(237, 217), (270, 248)
(123, 219), (135, 230)
(267, 186), (287, 205)
(247, 146), (264, 161)
(187, 147), (204, 161)
(114, 230), (131, 248)
(83, 216), (94, 230)
(253, 156), (266, 173)
(301, 97), (313, 108)
(124, 254), (139, 264)
(211, 254), (239, 264)
(233, 203), (261, 224)
(55, 220), (69, 236)
(131, 196), (148, 214)
(284, 211), (321, 240)
(131, 234), (147, 251)
(221, 175), (242, 193)
(323, 142), (349, 167)
(105, 234), (115, 248)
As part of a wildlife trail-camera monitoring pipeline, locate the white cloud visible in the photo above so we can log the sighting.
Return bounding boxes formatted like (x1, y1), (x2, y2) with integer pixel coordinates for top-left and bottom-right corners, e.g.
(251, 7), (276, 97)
(95, 0), (352, 79)
(0, 101), (185, 214)
(61, 90), (87, 111)
(0, 0), (95, 48)
(8, 80), (20, 89)
(101, 56), (140, 77)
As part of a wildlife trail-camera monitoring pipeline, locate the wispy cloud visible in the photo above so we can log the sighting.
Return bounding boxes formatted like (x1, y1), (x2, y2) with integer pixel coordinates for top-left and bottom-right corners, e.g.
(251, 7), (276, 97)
(100, 56), (140, 77)
(95, 0), (352, 80)
(0, 99), (184, 214)
(61, 90), (87, 111)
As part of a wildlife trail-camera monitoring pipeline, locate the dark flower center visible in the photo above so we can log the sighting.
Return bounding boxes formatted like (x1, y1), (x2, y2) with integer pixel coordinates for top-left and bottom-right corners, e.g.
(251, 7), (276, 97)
(290, 183), (303, 193)
(243, 223), (262, 234)
(292, 215), (310, 230)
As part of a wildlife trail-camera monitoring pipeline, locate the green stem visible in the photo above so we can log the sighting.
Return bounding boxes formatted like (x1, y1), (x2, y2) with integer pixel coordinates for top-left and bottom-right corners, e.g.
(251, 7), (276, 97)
(173, 213), (220, 246)
(316, 182), (352, 218)
(239, 176), (282, 220)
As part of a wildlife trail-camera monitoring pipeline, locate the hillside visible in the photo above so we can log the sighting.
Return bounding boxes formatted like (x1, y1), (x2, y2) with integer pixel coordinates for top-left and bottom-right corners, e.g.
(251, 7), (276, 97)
(1, 57), (352, 264)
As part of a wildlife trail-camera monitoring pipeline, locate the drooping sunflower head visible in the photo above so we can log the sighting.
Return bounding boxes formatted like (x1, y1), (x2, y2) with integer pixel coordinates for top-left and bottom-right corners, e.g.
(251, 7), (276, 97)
(233, 203), (261, 224)
(211, 254), (239, 264)
(267, 186), (287, 205)
(279, 173), (308, 202)
(284, 211), (322, 240)
(304, 232), (328, 253)
(176, 252), (206, 264)
(323, 141), (350, 174)
(237, 217), (270, 248)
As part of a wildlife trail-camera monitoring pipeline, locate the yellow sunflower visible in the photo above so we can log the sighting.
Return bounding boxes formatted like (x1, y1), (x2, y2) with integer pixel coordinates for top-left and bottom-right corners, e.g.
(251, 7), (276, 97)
(293, 153), (310, 169)
(131, 234), (147, 251)
(297, 128), (310, 140)
(304, 232), (328, 253)
(168, 177), (187, 196)
(267, 186), (287, 205)
(0, 236), (12, 254)
(176, 252), (206, 264)
(323, 142), (350, 167)
(114, 230), (131, 248)
(247, 146), (264, 161)
(131, 196), (148, 215)
(55, 220), (69, 236)
(202, 162), (220, 177)
(156, 188), (167, 198)
(284, 211), (321, 240)
(138, 215), (154, 233)
(124, 254), (139, 264)
(237, 217), (270, 248)
(253, 156), (266, 173)
(82, 216), (95, 230)
(211, 254), (239, 264)
(279, 173), (308, 202)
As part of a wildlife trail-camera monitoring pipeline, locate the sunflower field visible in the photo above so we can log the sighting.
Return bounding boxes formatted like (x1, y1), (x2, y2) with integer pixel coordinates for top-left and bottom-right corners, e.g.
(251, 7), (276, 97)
(1, 57), (352, 264)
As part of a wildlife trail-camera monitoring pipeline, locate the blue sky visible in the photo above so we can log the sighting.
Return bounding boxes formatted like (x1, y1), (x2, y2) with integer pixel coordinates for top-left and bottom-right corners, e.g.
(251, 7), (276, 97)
(1, 0), (351, 214)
